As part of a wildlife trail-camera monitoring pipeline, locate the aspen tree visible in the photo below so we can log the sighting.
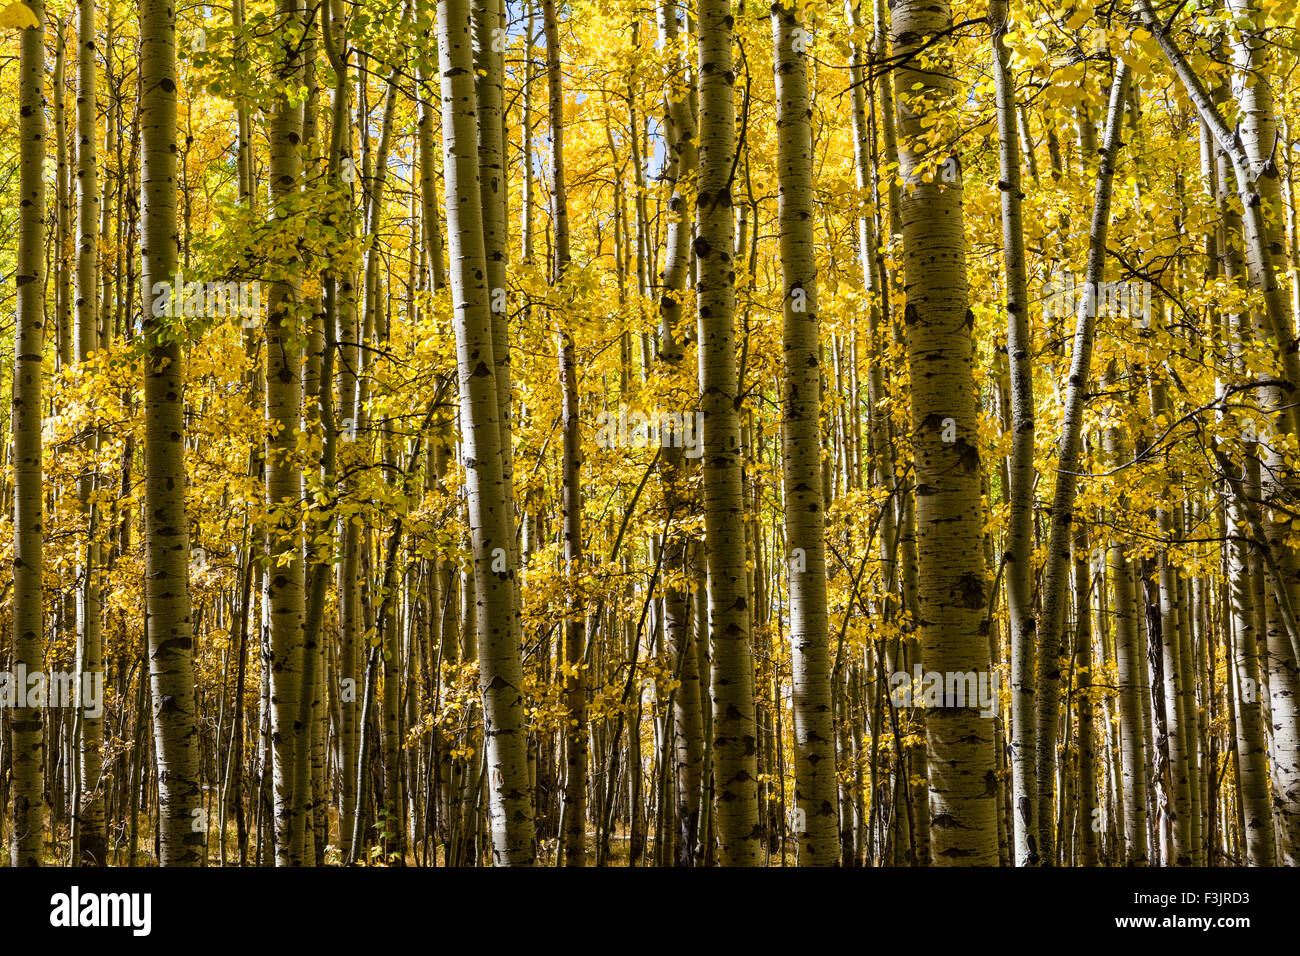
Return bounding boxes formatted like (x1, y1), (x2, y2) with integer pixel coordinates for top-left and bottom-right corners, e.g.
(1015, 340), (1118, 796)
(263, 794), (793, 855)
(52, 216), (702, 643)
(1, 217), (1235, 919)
(417, 21), (462, 858)
(95, 3), (115, 348)
(1032, 59), (1130, 863)
(54, 20), (71, 370)
(140, 0), (202, 865)
(521, 0), (534, 267)
(1223, 0), (1300, 866)
(1136, 0), (1300, 862)
(772, 0), (835, 865)
(318, 0), (363, 861)
(265, 0), (308, 865)
(1087, 354), (1150, 868)
(697, 0), (761, 866)
(1148, 307), (1194, 866)
(873, 0), (930, 864)
(990, 0), (1038, 866)
(1209, 92), (1277, 863)
(891, 0), (998, 865)
(9, 0), (46, 869)
(224, 0), (259, 866)
(844, 0), (897, 635)
(1126, 88), (1200, 865)
(472, 0), (513, 491)
(437, 0), (536, 865)
(1226, 469), (1276, 863)
(542, 0), (588, 866)
(297, 13), (330, 866)
(848, 0), (909, 869)
(74, 0), (106, 865)
(1072, 522), (1099, 866)
(657, 0), (704, 866)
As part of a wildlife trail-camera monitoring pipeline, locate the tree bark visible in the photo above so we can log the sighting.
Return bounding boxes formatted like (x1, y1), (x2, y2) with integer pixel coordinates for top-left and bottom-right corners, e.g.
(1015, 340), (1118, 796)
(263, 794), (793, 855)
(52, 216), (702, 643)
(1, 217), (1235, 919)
(990, 0), (1038, 867)
(891, 0), (998, 865)
(772, 0), (836, 865)
(9, 0), (47, 869)
(697, 0), (761, 866)
(140, 0), (203, 865)
(1032, 59), (1130, 863)
(437, 0), (537, 864)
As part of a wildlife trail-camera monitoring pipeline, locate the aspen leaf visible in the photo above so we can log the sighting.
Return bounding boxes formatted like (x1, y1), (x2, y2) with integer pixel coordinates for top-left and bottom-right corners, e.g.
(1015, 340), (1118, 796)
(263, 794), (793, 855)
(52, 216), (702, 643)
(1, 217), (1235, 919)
(0, 2), (39, 28)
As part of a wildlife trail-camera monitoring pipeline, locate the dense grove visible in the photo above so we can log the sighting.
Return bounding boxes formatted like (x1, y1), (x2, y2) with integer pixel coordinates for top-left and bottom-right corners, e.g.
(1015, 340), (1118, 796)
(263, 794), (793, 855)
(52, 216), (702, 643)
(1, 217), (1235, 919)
(0, 0), (1298, 868)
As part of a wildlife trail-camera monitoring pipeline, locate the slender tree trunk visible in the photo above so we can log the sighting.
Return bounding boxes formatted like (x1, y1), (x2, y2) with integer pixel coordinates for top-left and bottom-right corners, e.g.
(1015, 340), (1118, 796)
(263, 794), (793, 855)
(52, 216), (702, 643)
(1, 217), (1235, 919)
(891, 0), (998, 865)
(1209, 88), (1278, 863)
(541, 0), (588, 866)
(54, 21), (72, 371)
(1032, 60), (1130, 862)
(473, 0), (514, 499)
(265, 0), (307, 866)
(697, 0), (761, 866)
(772, 0), (835, 865)
(655, 0), (704, 867)
(437, 0), (536, 865)
(1073, 521), (1099, 866)
(990, 0), (1038, 867)
(74, 0), (106, 866)
(140, 0), (202, 865)
(9, 0), (47, 869)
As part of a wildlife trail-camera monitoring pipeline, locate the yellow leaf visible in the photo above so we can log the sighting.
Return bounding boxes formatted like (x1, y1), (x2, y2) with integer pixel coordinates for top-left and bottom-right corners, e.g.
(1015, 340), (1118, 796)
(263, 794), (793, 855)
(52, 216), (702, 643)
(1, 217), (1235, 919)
(0, 2), (39, 28)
